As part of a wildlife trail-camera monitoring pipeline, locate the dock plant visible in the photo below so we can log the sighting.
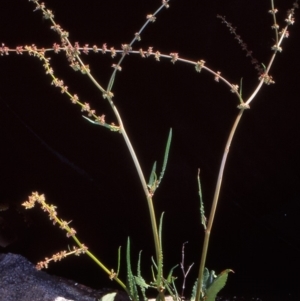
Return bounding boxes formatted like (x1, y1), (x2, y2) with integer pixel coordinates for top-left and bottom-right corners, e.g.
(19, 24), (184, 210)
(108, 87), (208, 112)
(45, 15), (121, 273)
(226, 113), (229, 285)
(1, 0), (298, 300)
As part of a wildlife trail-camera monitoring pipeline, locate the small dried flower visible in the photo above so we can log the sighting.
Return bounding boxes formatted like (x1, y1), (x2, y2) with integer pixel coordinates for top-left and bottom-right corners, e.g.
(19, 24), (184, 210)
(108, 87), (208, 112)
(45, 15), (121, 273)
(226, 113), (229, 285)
(43, 9), (54, 19)
(237, 103), (250, 110)
(269, 8), (278, 14)
(1, 44), (9, 56)
(60, 220), (71, 230)
(271, 23), (280, 29)
(51, 24), (62, 34)
(146, 47), (153, 57)
(92, 45), (99, 53)
(96, 115), (106, 124)
(36, 261), (46, 270)
(259, 73), (275, 85)
(170, 53), (179, 64)
(285, 16), (295, 25)
(162, 0), (170, 8)
(101, 43), (107, 54)
(51, 78), (64, 87)
(214, 71), (221, 82)
(73, 245), (88, 255)
(52, 43), (60, 53)
(109, 269), (117, 280)
(271, 44), (282, 52)
(83, 44), (89, 55)
(146, 14), (156, 22)
(32, 1), (45, 11)
(121, 44), (132, 55)
(70, 62), (81, 71)
(230, 84), (239, 93)
(280, 30), (290, 38)
(103, 91), (114, 99)
(60, 85), (68, 94)
(195, 60), (206, 72)
(135, 33), (141, 41)
(70, 94), (79, 104)
(112, 64), (122, 71)
(154, 51), (161, 61)
(81, 102), (90, 112)
(16, 46), (23, 54)
(66, 228), (77, 237)
(80, 64), (90, 74)
(60, 30), (69, 39)
(45, 67), (54, 75)
(139, 48), (146, 58)
(22, 200), (35, 209)
(110, 47), (116, 58)
(88, 109), (95, 117)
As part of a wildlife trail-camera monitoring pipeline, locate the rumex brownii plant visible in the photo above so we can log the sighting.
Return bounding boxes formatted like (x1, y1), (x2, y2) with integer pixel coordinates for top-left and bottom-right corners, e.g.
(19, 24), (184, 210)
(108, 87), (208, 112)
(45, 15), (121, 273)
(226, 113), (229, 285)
(1, 0), (299, 300)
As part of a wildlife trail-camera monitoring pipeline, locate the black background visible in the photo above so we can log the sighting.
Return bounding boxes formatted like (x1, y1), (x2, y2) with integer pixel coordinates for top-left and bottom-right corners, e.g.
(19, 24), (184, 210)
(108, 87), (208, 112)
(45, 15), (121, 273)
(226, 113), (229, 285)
(0, 1), (299, 300)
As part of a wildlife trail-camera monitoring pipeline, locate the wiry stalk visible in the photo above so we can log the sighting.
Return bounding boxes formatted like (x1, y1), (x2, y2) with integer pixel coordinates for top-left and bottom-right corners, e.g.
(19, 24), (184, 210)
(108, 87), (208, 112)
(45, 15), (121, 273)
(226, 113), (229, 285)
(195, 108), (244, 301)
(194, 1), (297, 298)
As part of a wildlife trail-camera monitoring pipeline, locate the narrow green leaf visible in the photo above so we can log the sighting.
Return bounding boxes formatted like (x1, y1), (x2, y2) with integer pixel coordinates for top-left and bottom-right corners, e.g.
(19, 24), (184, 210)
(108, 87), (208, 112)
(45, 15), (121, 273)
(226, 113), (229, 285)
(157, 128), (172, 188)
(151, 257), (158, 270)
(117, 246), (121, 276)
(148, 161), (157, 189)
(151, 264), (157, 282)
(197, 169), (206, 230)
(126, 237), (139, 301)
(156, 212), (164, 287)
(166, 264), (179, 283)
(136, 251), (149, 301)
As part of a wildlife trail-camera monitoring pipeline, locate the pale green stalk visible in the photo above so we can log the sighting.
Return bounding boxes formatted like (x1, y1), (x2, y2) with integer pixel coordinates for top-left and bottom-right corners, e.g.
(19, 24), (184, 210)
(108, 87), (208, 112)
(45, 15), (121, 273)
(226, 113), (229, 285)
(71, 235), (128, 291)
(195, 108), (244, 301)
(195, 2), (293, 298)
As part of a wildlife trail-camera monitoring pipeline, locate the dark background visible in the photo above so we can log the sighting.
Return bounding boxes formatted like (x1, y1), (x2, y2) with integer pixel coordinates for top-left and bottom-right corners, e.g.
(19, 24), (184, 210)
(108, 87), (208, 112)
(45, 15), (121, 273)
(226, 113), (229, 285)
(0, 0), (299, 300)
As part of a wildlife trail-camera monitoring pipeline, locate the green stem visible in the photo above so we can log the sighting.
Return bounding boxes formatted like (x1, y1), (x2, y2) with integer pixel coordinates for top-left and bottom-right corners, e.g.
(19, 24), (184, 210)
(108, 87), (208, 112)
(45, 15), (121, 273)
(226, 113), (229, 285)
(195, 108), (244, 301)
(70, 230), (128, 291)
(110, 101), (160, 263)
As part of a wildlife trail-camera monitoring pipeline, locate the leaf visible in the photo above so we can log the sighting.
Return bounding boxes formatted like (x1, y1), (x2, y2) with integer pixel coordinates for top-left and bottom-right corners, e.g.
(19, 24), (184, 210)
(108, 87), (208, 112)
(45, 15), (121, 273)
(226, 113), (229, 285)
(136, 250), (149, 301)
(135, 276), (150, 289)
(117, 246), (121, 276)
(157, 129), (172, 187)
(190, 279), (198, 301)
(126, 237), (139, 301)
(149, 129), (172, 196)
(156, 212), (164, 287)
(166, 264), (179, 283)
(197, 169), (206, 230)
(148, 161), (157, 190)
(204, 269), (233, 301)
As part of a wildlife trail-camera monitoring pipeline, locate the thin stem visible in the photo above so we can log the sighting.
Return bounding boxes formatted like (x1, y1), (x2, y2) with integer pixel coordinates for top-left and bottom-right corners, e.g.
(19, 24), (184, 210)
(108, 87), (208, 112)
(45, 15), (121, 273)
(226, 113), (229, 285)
(106, 95), (160, 264)
(71, 235), (127, 291)
(195, 108), (245, 301)
(270, 0), (279, 45)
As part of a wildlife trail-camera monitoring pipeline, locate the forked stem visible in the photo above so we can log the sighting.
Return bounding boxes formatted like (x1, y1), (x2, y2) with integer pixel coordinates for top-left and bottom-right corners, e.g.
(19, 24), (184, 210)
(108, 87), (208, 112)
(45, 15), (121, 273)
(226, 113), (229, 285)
(107, 96), (161, 265)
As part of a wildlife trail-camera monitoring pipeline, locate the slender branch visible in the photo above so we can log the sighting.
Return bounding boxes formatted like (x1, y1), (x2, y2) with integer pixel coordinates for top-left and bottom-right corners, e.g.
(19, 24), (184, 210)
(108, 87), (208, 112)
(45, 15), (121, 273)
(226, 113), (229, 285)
(195, 108), (245, 301)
